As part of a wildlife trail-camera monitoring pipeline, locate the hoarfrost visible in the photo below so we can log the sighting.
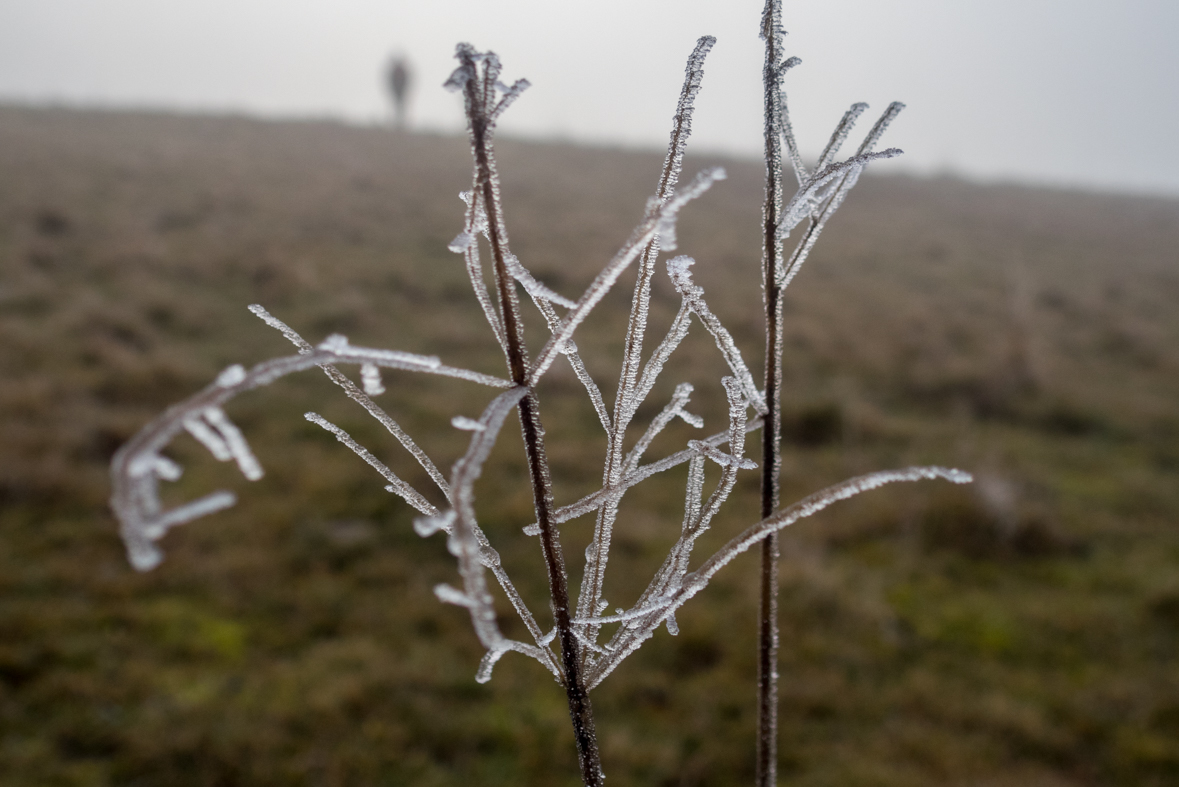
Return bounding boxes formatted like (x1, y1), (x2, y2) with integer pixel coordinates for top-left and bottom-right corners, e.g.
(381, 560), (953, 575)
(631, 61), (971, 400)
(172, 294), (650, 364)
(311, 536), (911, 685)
(449, 231), (475, 252)
(452, 415), (486, 431)
(216, 364), (247, 387)
(360, 363), (385, 395)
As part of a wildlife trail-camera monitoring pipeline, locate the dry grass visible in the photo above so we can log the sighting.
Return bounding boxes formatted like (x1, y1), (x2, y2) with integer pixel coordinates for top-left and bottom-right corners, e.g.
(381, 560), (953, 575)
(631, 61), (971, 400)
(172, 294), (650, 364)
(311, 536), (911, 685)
(2, 104), (1179, 785)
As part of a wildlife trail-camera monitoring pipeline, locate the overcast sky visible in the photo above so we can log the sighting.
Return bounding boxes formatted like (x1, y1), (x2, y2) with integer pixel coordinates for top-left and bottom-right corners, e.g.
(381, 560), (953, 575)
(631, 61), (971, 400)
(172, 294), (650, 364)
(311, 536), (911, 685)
(2, 0), (1177, 196)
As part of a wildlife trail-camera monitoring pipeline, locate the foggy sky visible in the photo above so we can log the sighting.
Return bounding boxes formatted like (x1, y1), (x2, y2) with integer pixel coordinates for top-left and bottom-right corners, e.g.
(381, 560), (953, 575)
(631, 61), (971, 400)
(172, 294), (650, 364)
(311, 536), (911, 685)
(2, 0), (1177, 196)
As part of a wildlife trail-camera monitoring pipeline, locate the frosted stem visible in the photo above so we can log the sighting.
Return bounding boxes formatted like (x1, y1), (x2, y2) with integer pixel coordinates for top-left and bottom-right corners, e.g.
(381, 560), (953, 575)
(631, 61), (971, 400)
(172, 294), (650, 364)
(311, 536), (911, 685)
(304, 412), (438, 516)
(111, 341), (506, 570)
(667, 256), (767, 414)
(587, 467), (972, 690)
(249, 305), (452, 502)
(452, 43), (602, 786)
(758, 3), (787, 781)
(528, 166), (725, 387)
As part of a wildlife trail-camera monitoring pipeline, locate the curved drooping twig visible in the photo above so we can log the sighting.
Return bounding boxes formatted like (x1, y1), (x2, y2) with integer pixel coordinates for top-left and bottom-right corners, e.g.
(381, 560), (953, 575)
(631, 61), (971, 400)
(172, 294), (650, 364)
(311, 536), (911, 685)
(110, 338), (510, 571)
(431, 385), (564, 682)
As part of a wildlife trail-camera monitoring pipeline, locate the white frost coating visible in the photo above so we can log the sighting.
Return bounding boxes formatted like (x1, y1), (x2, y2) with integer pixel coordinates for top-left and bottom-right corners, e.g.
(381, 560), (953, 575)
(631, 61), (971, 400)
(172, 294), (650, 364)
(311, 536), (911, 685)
(654, 167), (727, 252)
(522, 274), (612, 433)
(152, 455), (183, 481)
(440, 384), (561, 681)
(770, 102), (908, 295)
(443, 45), (476, 92)
(689, 439), (758, 470)
(457, 187), (506, 353)
(112, 307), (510, 581)
(586, 466), (972, 689)
(629, 304), (693, 422)
(505, 252), (576, 308)
(529, 164), (727, 386)
(110, 39), (943, 708)
(815, 102), (869, 174)
(360, 363), (385, 396)
(247, 306), (458, 503)
(216, 364), (247, 387)
(248, 304), (314, 354)
(184, 415), (232, 461)
(415, 510), (456, 537)
(459, 191), (489, 235)
(574, 596), (674, 625)
(856, 102), (906, 158)
(522, 523), (541, 536)
(124, 489), (238, 572)
(126, 544), (164, 572)
(695, 467), (972, 583)
(305, 412), (438, 517)
(590, 380), (750, 673)
(203, 407), (263, 481)
(143, 490), (237, 540)
(667, 256), (767, 413)
(476, 649), (508, 683)
(451, 416), (486, 431)
(621, 383), (700, 476)
(128, 452), (181, 480)
(490, 77), (531, 121)
(448, 231), (475, 253)
(777, 149), (902, 241)
(572, 76), (727, 640)
(316, 335), (443, 371)
(531, 417), (762, 532)
(434, 583), (475, 607)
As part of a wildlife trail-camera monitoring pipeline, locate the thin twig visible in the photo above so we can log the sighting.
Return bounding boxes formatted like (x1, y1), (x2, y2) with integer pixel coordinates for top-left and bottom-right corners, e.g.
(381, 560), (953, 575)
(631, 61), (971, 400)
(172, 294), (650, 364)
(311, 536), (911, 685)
(577, 37), (716, 662)
(451, 44), (603, 786)
(758, 2), (787, 782)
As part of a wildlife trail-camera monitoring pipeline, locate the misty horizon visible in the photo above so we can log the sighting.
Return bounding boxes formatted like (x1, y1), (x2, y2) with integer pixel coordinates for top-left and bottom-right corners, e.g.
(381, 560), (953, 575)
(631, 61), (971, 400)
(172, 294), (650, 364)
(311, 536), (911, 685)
(2, 0), (1178, 197)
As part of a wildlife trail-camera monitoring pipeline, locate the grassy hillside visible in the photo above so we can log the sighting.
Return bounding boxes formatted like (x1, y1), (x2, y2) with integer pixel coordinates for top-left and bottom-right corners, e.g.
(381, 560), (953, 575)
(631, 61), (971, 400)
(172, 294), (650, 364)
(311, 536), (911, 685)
(1, 105), (1178, 786)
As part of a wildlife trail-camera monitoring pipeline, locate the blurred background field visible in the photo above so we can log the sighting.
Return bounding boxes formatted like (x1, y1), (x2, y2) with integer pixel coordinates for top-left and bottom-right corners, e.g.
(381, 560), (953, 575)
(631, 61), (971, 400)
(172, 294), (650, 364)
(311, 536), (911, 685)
(1, 105), (1178, 785)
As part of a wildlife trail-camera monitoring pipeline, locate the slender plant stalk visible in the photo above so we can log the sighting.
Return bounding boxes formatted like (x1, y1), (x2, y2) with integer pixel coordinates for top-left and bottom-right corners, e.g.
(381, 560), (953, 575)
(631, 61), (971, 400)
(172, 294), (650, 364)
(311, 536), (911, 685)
(758, 1), (785, 783)
(458, 49), (603, 787)
(578, 35), (714, 670)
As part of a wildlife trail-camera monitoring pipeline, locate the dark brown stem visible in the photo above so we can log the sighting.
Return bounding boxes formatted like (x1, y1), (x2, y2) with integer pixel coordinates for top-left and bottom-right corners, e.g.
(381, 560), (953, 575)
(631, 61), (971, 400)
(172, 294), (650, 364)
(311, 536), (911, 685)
(758, 2), (784, 784)
(460, 51), (603, 787)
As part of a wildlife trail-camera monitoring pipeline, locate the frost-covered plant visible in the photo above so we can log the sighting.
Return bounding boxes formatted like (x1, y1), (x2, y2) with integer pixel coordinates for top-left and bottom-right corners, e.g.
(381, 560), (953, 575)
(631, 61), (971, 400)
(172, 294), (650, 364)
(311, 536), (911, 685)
(110, 9), (970, 785)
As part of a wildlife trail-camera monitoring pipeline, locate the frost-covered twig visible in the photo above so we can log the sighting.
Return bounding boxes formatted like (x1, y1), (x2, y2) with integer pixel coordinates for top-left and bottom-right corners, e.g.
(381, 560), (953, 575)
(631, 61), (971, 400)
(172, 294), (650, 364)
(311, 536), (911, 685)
(450, 42), (603, 785)
(249, 305), (452, 502)
(110, 339), (509, 571)
(304, 413), (438, 516)
(577, 38), (716, 654)
(523, 415), (764, 534)
(588, 378), (755, 680)
(666, 255), (767, 414)
(436, 386), (563, 682)
(754, 3), (908, 780)
(529, 166), (725, 387)
(586, 466), (972, 690)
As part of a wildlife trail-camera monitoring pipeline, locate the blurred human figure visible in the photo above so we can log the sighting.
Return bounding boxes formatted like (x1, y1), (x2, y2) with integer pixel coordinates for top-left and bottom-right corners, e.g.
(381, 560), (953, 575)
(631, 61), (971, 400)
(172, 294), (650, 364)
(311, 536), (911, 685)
(386, 55), (412, 130)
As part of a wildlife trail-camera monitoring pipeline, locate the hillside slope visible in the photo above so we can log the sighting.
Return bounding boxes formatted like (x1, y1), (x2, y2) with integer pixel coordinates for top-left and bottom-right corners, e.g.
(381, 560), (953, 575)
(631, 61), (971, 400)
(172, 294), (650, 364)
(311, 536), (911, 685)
(2, 106), (1178, 786)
